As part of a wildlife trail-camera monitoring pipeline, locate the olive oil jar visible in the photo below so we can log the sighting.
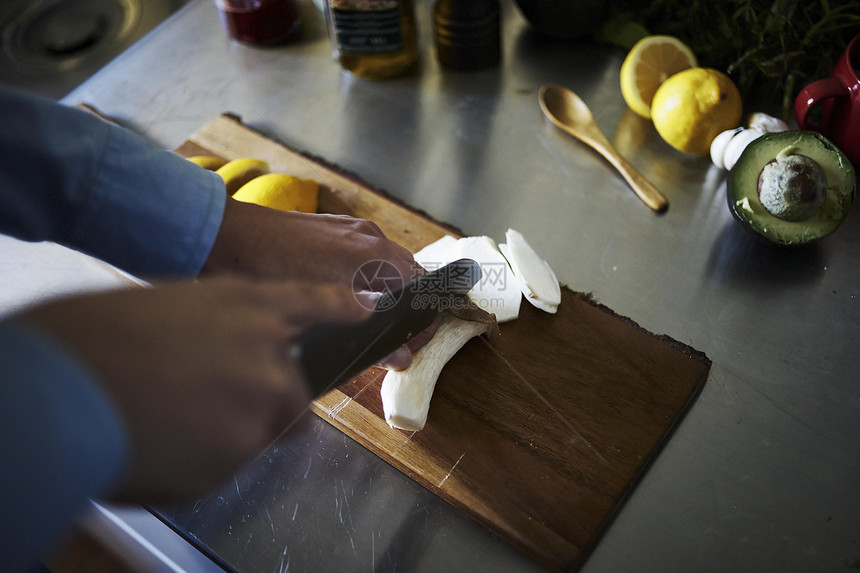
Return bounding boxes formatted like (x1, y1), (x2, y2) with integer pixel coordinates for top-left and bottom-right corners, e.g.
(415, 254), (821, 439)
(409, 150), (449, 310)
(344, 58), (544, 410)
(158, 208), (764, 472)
(324, 0), (418, 79)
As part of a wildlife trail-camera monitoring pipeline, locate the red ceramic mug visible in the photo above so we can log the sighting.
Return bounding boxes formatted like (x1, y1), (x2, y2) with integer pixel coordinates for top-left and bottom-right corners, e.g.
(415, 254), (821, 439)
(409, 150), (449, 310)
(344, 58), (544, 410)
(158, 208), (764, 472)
(794, 32), (860, 164)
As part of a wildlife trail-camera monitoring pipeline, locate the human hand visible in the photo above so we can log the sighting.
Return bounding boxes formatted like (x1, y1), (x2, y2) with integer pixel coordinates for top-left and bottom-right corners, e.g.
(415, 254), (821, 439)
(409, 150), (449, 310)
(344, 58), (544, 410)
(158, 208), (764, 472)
(202, 198), (423, 290)
(202, 198), (436, 368)
(18, 277), (369, 502)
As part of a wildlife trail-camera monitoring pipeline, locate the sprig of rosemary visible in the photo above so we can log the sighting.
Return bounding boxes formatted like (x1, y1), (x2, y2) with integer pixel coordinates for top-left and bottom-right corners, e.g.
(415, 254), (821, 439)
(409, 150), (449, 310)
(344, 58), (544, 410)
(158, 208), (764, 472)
(608, 0), (860, 119)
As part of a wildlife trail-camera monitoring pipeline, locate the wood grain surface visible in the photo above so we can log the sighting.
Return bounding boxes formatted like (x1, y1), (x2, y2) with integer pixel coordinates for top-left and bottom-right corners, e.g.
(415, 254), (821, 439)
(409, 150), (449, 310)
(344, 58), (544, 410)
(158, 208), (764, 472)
(178, 114), (711, 571)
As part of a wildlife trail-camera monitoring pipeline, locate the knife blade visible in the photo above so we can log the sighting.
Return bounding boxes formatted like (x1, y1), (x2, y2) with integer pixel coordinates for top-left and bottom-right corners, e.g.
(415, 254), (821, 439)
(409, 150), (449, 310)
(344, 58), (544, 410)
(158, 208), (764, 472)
(294, 258), (482, 399)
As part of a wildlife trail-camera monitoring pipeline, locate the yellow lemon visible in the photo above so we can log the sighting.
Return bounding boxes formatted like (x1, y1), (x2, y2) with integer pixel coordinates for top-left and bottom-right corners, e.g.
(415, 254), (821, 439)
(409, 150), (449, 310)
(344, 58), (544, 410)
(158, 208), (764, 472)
(185, 155), (227, 170)
(620, 35), (697, 119)
(233, 173), (319, 213)
(651, 67), (743, 156)
(215, 158), (270, 195)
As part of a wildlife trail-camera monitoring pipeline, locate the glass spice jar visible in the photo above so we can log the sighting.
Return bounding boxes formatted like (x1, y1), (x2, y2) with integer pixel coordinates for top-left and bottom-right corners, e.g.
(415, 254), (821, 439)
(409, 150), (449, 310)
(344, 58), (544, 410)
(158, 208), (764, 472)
(324, 0), (418, 80)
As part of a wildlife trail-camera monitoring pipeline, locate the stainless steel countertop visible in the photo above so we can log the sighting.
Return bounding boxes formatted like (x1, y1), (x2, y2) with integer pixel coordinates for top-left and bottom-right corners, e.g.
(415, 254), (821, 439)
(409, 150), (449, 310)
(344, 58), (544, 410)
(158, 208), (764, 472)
(27, 0), (860, 570)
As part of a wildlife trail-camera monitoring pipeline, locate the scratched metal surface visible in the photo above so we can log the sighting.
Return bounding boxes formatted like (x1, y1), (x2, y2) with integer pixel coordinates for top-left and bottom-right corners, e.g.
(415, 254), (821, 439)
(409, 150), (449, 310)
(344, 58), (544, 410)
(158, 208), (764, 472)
(153, 419), (539, 572)
(39, 0), (860, 571)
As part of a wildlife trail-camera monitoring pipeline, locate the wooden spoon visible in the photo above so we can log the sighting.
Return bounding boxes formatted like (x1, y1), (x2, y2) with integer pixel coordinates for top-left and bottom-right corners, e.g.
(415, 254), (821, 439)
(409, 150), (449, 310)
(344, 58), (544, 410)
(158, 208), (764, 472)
(539, 83), (669, 213)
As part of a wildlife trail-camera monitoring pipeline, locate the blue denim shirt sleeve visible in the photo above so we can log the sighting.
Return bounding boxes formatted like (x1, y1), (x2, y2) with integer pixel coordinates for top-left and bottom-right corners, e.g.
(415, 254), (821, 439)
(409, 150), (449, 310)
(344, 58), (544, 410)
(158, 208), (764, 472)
(0, 321), (128, 570)
(0, 85), (227, 567)
(0, 85), (226, 278)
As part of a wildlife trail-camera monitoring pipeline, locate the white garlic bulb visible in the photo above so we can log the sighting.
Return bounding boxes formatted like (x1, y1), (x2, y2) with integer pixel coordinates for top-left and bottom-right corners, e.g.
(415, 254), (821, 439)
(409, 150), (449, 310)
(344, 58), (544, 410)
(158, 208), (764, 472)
(710, 112), (789, 171)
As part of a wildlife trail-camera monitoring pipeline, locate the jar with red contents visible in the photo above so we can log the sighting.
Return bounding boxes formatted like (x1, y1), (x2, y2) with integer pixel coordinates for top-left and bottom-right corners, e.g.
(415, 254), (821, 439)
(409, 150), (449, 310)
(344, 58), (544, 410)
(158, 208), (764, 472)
(215, 0), (301, 45)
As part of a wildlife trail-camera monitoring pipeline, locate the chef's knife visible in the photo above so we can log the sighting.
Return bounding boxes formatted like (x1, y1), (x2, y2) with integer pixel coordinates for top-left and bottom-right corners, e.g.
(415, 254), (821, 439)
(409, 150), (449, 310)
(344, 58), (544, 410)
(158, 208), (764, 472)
(294, 258), (482, 399)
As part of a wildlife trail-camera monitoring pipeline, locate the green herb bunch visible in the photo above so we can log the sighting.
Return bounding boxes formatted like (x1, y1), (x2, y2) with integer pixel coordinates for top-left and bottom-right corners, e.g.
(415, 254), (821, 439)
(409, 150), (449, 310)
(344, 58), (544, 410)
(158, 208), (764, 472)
(609, 0), (860, 119)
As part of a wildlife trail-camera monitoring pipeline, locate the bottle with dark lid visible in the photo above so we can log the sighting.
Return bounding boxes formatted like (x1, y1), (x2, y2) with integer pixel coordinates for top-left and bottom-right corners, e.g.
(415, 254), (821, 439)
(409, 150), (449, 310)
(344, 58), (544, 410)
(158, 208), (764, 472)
(433, 0), (501, 71)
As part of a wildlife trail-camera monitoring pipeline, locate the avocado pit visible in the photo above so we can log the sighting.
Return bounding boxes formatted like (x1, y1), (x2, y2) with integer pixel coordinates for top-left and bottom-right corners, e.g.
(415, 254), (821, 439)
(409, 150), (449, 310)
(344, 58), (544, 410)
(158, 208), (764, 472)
(756, 152), (827, 222)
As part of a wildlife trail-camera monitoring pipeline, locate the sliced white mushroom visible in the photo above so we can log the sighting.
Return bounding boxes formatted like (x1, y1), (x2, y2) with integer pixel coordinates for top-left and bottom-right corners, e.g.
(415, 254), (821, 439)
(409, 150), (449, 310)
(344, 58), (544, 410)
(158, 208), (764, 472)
(385, 228), (559, 431)
(413, 234), (458, 269)
(413, 234), (521, 322)
(381, 310), (494, 431)
(498, 229), (561, 313)
(455, 235), (521, 323)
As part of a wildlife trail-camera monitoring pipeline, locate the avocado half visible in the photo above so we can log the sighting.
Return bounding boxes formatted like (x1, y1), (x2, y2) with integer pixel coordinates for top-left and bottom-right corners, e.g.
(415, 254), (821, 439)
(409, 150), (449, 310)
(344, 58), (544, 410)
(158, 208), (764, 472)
(727, 131), (856, 246)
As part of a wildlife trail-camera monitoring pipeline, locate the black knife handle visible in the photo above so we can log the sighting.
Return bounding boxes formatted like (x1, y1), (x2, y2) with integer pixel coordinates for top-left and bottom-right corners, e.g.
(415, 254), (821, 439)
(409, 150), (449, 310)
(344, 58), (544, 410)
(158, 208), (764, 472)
(294, 258), (481, 398)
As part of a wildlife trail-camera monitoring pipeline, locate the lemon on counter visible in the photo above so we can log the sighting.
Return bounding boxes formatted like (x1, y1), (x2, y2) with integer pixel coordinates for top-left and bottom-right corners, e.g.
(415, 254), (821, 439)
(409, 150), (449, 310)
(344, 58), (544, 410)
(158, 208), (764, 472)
(651, 67), (742, 156)
(620, 35), (697, 119)
(186, 155), (228, 170)
(233, 173), (319, 213)
(216, 158), (270, 195)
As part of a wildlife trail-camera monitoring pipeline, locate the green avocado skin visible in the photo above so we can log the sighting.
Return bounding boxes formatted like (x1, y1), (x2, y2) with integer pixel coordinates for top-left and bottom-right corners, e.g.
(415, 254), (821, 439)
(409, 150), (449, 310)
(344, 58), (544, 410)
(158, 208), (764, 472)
(727, 131), (856, 246)
(513, 0), (609, 40)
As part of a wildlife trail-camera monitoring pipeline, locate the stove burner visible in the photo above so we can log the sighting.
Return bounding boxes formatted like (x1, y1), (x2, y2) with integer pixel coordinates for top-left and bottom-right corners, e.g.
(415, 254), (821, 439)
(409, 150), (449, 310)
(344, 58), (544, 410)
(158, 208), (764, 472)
(2, 0), (140, 73)
(41, 8), (111, 56)
(0, 0), (189, 99)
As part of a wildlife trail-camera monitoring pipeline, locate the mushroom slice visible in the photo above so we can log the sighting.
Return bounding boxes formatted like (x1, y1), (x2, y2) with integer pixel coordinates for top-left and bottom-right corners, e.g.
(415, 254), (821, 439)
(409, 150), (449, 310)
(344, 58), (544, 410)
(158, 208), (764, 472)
(381, 302), (496, 431)
(498, 229), (561, 313)
(413, 234), (522, 322)
(455, 235), (521, 323)
(413, 234), (459, 269)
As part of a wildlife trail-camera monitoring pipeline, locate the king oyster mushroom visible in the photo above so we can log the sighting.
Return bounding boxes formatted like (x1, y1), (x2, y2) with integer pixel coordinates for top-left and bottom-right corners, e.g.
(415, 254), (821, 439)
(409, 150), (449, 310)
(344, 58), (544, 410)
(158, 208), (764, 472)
(381, 229), (561, 430)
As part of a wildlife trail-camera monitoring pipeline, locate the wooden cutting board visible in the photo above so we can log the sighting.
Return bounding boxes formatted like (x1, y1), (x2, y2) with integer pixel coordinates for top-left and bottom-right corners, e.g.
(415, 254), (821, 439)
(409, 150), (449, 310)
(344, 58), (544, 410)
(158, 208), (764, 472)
(176, 114), (711, 572)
